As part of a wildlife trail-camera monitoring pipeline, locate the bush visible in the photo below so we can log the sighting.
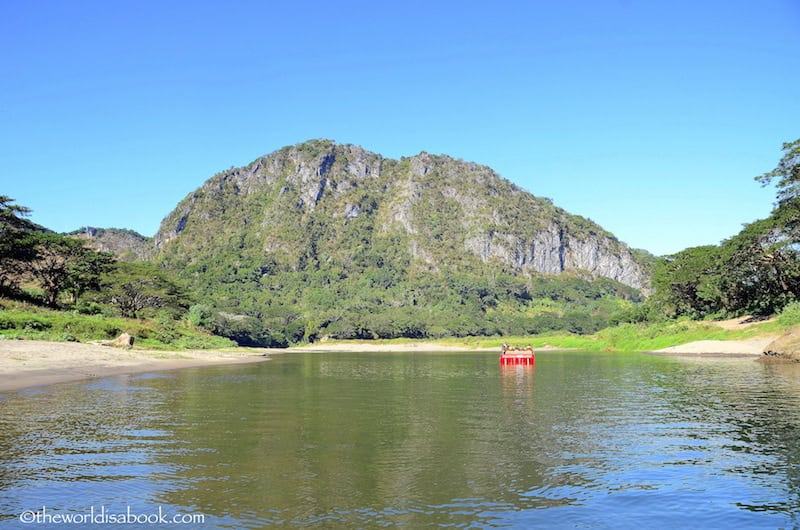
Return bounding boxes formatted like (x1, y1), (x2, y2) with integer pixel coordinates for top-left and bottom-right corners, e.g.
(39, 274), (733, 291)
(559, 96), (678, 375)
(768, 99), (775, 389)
(23, 319), (50, 331)
(779, 301), (800, 326)
(187, 304), (213, 328)
(74, 302), (106, 315)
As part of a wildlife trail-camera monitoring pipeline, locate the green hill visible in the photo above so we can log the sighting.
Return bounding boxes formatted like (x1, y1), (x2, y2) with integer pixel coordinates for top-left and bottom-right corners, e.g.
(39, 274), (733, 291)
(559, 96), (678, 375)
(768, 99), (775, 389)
(145, 140), (649, 345)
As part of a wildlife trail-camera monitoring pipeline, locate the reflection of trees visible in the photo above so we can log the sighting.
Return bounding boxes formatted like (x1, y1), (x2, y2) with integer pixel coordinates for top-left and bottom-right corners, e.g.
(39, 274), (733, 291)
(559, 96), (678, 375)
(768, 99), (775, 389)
(4, 353), (800, 527)
(154, 354), (575, 526)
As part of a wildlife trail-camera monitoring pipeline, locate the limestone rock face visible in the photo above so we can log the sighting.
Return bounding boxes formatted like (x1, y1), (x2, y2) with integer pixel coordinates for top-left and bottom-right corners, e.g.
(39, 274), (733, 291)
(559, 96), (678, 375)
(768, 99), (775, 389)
(150, 139), (649, 289)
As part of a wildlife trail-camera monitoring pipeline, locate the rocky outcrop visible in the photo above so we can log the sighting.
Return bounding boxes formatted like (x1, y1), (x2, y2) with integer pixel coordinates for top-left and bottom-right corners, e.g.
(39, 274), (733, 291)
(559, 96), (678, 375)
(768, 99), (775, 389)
(763, 328), (800, 361)
(100, 332), (135, 349)
(464, 224), (644, 287)
(72, 227), (153, 261)
(153, 139), (650, 289)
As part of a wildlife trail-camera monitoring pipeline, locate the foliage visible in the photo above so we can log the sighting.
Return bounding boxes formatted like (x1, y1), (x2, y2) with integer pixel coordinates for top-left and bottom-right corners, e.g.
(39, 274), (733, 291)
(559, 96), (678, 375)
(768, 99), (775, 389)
(95, 262), (192, 318)
(756, 138), (800, 210)
(0, 196), (38, 294)
(0, 300), (235, 349)
(778, 301), (800, 327)
(188, 304), (213, 328)
(718, 217), (800, 316)
(649, 245), (723, 318)
(647, 139), (800, 321)
(23, 232), (115, 307)
(437, 316), (779, 353)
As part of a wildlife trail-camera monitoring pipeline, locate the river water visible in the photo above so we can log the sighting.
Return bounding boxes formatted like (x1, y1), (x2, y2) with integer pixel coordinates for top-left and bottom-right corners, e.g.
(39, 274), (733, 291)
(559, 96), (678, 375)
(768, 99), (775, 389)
(1, 351), (799, 529)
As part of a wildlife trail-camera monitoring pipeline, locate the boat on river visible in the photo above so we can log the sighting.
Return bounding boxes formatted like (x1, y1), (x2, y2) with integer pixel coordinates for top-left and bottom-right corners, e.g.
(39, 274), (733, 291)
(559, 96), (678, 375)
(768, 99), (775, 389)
(500, 345), (535, 366)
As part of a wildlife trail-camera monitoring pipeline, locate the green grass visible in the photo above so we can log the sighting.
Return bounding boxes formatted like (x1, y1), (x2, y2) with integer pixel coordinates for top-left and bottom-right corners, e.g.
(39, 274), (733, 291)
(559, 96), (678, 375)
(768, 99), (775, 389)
(434, 317), (782, 353)
(0, 300), (236, 350)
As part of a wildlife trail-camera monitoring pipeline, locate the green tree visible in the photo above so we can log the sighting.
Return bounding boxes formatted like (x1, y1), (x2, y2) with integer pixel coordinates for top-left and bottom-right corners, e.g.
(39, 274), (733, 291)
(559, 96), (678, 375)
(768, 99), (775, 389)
(101, 262), (192, 318)
(0, 196), (37, 294)
(718, 218), (800, 316)
(650, 246), (723, 318)
(29, 234), (114, 307)
(756, 138), (800, 211)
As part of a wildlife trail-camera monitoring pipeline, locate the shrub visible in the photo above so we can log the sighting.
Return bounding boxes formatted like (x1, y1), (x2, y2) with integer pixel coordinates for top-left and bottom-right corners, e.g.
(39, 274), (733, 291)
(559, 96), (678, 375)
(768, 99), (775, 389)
(187, 304), (213, 328)
(779, 301), (800, 327)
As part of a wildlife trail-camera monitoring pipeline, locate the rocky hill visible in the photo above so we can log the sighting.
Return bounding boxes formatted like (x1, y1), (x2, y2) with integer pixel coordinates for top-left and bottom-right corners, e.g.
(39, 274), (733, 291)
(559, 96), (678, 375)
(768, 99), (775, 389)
(75, 140), (651, 344)
(154, 139), (648, 289)
(71, 227), (153, 261)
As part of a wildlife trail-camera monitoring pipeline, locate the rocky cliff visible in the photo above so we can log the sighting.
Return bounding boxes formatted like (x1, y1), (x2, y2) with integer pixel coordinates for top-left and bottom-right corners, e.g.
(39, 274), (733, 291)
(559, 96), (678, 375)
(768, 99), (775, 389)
(154, 139), (649, 290)
(71, 227), (153, 262)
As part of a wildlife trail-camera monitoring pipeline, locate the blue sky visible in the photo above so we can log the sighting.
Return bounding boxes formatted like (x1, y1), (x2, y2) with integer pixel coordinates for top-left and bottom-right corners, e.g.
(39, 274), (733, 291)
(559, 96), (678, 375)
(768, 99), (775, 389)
(2, 0), (798, 256)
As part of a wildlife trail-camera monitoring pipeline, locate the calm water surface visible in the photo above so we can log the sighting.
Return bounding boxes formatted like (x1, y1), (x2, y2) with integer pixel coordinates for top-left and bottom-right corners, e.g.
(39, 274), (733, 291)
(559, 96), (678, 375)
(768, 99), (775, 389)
(1, 352), (800, 529)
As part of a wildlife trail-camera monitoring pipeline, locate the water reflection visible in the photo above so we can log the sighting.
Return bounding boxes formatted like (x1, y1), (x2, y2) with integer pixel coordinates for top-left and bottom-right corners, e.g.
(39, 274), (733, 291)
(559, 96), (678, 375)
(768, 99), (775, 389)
(0, 353), (799, 528)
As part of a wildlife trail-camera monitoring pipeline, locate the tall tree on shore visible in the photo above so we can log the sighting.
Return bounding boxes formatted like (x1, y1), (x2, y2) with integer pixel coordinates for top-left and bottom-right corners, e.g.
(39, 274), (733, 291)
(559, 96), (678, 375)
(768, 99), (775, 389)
(0, 196), (38, 294)
(756, 138), (800, 211)
(28, 234), (115, 307)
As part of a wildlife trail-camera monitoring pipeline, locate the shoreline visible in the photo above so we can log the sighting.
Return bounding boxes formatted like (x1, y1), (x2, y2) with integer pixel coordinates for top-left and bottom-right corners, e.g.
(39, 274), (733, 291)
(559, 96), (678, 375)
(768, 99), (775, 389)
(0, 340), (274, 393)
(647, 337), (775, 358)
(0, 335), (778, 393)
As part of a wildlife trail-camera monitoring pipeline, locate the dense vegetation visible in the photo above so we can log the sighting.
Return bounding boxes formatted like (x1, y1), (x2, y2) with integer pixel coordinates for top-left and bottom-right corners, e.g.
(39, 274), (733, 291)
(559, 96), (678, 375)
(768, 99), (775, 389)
(195, 265), (642, 347)
(640, 139), (800, 321)
(0, 191), (643, 347)
(0, 197), (233, 348)
(151, 140), (647, 346)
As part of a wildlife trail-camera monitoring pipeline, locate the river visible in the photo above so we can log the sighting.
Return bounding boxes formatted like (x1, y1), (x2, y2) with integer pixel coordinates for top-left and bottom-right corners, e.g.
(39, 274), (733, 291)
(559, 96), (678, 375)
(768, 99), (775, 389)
(1, 351), (799, 528)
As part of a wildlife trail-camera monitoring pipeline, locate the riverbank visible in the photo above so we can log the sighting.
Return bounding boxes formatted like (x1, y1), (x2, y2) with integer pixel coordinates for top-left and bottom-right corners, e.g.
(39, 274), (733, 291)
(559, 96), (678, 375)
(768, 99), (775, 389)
(0, 327), (785, 393)
(0, 340), (273, 393)
(647, 337), (776, 358)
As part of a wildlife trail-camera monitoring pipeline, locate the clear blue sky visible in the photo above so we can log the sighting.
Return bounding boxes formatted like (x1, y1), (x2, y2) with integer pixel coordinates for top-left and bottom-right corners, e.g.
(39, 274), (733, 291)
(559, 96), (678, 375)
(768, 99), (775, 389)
(2, 0), (798, 256)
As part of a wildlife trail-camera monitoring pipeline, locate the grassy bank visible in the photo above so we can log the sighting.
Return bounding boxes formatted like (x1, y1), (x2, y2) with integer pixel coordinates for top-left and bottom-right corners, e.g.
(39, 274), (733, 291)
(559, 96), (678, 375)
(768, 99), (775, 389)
(2, 297), (795, 354)
(439, 317), (786, 353)
(0, 300), (236, 350)
(292, 318), (783, 353)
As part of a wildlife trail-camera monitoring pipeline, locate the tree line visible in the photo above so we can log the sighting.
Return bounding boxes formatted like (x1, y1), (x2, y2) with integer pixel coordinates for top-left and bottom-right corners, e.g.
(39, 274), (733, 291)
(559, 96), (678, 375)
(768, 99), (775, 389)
(0, 197), (189, 319)
(640, 139), (800, 321)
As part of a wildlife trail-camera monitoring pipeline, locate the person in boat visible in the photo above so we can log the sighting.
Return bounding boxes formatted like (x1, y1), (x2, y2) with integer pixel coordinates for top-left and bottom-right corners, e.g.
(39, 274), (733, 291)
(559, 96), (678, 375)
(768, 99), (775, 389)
(501, 342), (509, 355)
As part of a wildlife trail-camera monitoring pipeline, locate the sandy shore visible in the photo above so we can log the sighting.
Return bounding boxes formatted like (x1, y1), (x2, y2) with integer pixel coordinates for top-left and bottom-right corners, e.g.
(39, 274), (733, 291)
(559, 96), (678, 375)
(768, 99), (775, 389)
(0, 340), (273, 393)
(648, 337), (776, 358)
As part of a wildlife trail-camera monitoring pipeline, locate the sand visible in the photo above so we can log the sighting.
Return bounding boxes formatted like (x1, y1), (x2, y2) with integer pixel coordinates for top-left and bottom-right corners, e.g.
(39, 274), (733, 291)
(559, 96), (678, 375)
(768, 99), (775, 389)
(0, 340), (272, 393)
(648, 337), (776, 358)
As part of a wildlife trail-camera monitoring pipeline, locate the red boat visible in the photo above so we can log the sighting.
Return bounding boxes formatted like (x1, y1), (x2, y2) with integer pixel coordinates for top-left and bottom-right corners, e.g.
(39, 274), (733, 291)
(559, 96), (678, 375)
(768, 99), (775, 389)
(500, 346), (535, 366)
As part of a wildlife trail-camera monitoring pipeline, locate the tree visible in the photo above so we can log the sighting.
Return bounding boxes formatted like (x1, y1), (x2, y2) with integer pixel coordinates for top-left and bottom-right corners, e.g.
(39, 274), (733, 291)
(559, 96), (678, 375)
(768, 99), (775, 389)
(27, 234), (114, 307)
(110, 280), (166, 318)
(101, 262), (192, 318)
(0, 196), (37, 294)
(649, 246), (723, 318)
(64, 246), (115, 303)
(718, 218), (800, 316)
(756, 138), (800, 211)
(28, 234), (87, 306)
